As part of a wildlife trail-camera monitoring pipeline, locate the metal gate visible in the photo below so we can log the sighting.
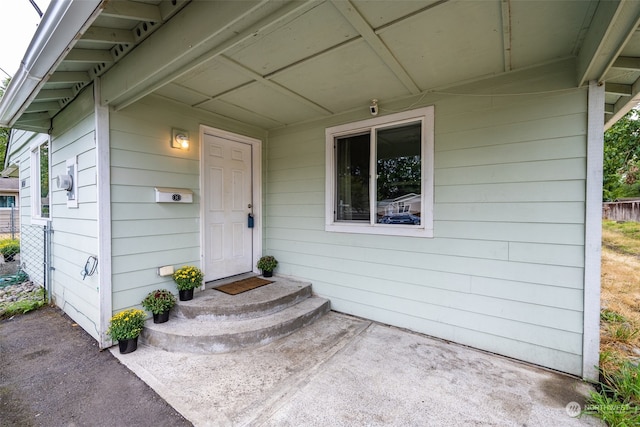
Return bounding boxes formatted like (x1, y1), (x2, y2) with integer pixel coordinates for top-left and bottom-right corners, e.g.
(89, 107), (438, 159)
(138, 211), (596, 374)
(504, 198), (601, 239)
(0, 224), (53, 299)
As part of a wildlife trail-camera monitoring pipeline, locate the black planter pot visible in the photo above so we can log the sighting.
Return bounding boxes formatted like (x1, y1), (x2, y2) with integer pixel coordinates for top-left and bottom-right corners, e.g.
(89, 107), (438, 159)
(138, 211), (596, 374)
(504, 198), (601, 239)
(118, 337), (138, 354)
(153, 310), (170, 324)
(179, 289), (194, 301)
(262, 270), (273, 277)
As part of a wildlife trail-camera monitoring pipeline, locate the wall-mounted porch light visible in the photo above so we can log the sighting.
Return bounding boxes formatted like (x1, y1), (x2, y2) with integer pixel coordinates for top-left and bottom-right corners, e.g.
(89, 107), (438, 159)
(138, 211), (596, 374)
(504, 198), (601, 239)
(171, 128), (190, 150)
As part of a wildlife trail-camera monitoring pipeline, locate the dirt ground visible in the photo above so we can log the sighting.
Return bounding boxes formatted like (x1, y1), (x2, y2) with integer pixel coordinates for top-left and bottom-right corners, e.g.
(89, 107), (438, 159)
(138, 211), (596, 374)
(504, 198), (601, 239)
(0, 306), (192, 427)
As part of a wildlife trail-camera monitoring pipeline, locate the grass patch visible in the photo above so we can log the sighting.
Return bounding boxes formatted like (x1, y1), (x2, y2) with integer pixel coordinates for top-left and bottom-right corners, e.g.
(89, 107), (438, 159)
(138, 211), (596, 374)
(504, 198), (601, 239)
(602, 309), (628, 324)
(596, 221), (640, 425)
(0, 287), (46, 319)
(603, 220), (640, 257)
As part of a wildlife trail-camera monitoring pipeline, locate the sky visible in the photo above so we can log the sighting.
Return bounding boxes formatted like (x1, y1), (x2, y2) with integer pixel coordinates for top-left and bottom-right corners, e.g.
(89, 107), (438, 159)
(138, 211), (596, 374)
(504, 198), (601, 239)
(0, 0), (51, 80)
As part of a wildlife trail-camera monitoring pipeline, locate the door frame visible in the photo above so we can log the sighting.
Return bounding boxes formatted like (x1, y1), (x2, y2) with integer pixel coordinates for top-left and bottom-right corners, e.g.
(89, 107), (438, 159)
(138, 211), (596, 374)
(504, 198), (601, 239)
(199, 125), (262, 280)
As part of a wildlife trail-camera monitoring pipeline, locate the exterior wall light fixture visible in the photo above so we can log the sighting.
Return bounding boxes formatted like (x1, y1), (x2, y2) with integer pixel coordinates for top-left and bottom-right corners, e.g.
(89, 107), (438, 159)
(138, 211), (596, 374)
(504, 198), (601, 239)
(172, 128), (190, 149)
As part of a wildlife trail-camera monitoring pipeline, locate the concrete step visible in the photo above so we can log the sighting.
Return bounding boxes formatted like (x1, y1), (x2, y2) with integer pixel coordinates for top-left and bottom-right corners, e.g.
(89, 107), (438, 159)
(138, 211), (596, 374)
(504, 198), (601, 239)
(173, 278), (312, 321)
(140, 296), (330, 353)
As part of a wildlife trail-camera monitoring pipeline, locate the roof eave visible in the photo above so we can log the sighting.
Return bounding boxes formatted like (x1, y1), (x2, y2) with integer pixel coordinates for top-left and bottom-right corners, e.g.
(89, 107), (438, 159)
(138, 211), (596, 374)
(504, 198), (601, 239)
(0, 0), (103, 128)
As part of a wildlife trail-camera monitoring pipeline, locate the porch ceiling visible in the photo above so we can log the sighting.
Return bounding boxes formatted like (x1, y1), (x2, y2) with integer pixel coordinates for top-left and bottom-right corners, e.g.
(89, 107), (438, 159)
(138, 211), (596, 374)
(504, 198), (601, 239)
(5, 0), (640, 132)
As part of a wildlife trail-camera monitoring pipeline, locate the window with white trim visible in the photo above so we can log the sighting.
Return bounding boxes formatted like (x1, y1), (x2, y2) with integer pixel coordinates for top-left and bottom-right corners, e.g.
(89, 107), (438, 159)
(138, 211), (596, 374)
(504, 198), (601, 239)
(30, 139), (50, 222)
(325, 106), (434, 237)
(0, 196), (16, 208)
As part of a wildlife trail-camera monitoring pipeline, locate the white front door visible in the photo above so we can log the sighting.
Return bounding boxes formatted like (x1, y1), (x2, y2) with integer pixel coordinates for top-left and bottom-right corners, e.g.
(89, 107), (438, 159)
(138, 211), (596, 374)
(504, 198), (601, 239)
(203, 133), (254, 281)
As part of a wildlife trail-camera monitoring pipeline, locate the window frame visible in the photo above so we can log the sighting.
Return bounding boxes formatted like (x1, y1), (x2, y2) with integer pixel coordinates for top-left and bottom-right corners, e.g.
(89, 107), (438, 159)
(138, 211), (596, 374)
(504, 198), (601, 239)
(0, 195), (16, 209)
(325, 106), (434, 238)
(29, 137), (51, 225)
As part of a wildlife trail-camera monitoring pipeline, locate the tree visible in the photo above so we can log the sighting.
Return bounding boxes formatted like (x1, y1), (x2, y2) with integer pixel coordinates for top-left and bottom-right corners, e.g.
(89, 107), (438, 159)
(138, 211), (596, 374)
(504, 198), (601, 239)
(0, 79), (9, 168)
(603, 109), (640, 201)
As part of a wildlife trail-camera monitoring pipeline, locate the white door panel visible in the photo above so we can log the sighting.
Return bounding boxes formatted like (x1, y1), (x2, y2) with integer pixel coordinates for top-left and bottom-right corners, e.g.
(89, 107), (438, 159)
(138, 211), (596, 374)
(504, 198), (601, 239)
(204, 134), (253, 281)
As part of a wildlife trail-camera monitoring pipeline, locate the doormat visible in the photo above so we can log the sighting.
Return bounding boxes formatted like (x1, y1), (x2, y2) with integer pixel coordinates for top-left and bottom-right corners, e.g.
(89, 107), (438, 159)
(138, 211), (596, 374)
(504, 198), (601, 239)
(214, 277), (273, 295)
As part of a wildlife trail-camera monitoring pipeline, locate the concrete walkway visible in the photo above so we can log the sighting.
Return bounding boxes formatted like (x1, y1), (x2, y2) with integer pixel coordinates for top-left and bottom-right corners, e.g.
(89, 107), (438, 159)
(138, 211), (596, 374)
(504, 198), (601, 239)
(112, 311), (603, 427)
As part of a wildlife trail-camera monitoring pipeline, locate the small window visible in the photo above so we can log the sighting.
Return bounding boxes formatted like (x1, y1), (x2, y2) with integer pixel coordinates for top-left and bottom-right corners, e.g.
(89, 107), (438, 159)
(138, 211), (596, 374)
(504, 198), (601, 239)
(326, 107), (434, 237)
(0, 196), (16, 208)
(30, 139), (50, 222)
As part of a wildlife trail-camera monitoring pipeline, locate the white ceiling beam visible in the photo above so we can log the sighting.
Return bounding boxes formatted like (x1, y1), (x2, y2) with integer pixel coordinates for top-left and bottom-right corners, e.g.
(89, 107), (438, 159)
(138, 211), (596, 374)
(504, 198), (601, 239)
(101, 0), (323, 110)
(605, 76), (640, 129)
(501, 0), (512, 72)
(330, 0), (421, 95)
(577, 0), (640, 86)
(63, 49), (114, 63)
(101, 1), (161, 22)
(606, 82), (633, 95)
(25, 101), (60, 113)
(47, 71), (91, 84)
(81, 26), (135, 44)
(16, 112), (51, 123)
(12, 121), (51, 133)
(612, 56), (640, 70)
(34, 89), (74, 101)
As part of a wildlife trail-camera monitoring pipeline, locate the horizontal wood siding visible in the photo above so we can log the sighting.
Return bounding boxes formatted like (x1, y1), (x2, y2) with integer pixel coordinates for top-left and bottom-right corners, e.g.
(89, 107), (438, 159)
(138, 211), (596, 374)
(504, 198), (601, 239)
(49, 87), (101, 339)
(109, 95), (265, 312)
(265, 62), (587, 375)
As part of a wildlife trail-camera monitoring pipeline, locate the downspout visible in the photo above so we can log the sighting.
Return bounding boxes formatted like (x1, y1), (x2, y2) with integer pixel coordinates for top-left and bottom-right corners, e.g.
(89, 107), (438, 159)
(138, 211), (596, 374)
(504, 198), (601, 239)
(0, 0), (103, 127)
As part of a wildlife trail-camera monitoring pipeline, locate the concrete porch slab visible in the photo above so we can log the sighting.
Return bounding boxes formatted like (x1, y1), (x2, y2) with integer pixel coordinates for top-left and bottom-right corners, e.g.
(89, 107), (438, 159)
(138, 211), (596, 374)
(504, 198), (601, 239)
(112, 312), (603, 427)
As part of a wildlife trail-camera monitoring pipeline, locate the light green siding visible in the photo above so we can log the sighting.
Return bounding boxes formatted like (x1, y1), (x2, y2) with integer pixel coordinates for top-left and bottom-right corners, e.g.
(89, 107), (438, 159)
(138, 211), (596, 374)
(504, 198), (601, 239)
(265, 61), (587, 375)
(48, 87), (101, 339)
(109, 96), (265, 313)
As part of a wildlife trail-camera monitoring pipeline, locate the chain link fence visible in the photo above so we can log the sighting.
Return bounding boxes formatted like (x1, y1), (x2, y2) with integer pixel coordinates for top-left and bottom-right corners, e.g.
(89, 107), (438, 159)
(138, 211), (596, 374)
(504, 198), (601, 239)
(0, 223), (50, 298)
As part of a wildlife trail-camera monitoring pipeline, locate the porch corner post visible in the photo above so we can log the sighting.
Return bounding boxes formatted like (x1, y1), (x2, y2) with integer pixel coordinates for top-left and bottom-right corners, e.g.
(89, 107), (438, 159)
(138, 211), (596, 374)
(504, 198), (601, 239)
(94, 78), (113, 349)
(583, 80), (604, 382)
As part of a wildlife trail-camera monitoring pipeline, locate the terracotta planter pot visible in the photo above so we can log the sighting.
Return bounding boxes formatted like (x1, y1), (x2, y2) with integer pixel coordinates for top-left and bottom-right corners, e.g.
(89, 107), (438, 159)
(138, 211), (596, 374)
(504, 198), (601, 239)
(179, 289), (194, 301)
(118, 337), (138, 354)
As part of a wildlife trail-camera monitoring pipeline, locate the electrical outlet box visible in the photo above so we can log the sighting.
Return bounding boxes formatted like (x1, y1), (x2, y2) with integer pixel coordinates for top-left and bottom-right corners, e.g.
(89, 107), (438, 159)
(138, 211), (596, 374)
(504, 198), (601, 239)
(158, 265), (174, 276)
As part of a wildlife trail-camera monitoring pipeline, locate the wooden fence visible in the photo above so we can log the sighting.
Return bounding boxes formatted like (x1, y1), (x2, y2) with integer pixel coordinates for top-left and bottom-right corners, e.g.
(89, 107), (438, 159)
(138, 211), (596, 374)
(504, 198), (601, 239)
(603, 201), (640, 222)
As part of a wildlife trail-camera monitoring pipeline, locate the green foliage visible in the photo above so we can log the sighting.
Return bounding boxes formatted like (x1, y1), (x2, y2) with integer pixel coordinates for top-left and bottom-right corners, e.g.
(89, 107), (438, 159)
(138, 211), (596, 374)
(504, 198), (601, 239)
(257, 255), (278, 272)
(107, 309), (146, 341)
(0, 287), (46, 318)
(0, 78), (9, 166)
(601, 308), (627, 324)
(611, 323), (640, 343)
(0, 240), (19, 260)
(141, 289), (176, 314)
(172, 265), (203, 291)
(587, 389), (639, 426)
(604, 109), (640, 201)
(588, 363), (640, 425)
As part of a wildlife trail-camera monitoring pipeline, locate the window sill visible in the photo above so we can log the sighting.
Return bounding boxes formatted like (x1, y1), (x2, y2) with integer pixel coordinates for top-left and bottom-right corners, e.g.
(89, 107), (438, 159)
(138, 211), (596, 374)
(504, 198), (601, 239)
(325, 222), (433, 238)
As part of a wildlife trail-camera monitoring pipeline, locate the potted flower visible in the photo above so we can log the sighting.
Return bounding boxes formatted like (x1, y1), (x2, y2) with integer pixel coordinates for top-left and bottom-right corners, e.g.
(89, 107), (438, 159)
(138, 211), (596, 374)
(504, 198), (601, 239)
(257, 255), (278, 277)
(173, 265), (203, 301)
(141, 289), (176, 324)
(107, 308), (146, 354)
(1, 240), (20, 262)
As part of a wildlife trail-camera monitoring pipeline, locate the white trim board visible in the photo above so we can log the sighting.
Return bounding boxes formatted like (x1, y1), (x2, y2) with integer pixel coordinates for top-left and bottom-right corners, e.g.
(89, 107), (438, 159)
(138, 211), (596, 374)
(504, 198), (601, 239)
(95, 79), (113, 349)
(583, 80), (604, 382)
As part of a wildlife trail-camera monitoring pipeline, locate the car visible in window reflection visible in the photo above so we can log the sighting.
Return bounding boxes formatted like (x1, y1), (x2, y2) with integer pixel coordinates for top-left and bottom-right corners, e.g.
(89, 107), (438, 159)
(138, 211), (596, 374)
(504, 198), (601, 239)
(378, 214), (421, 225)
